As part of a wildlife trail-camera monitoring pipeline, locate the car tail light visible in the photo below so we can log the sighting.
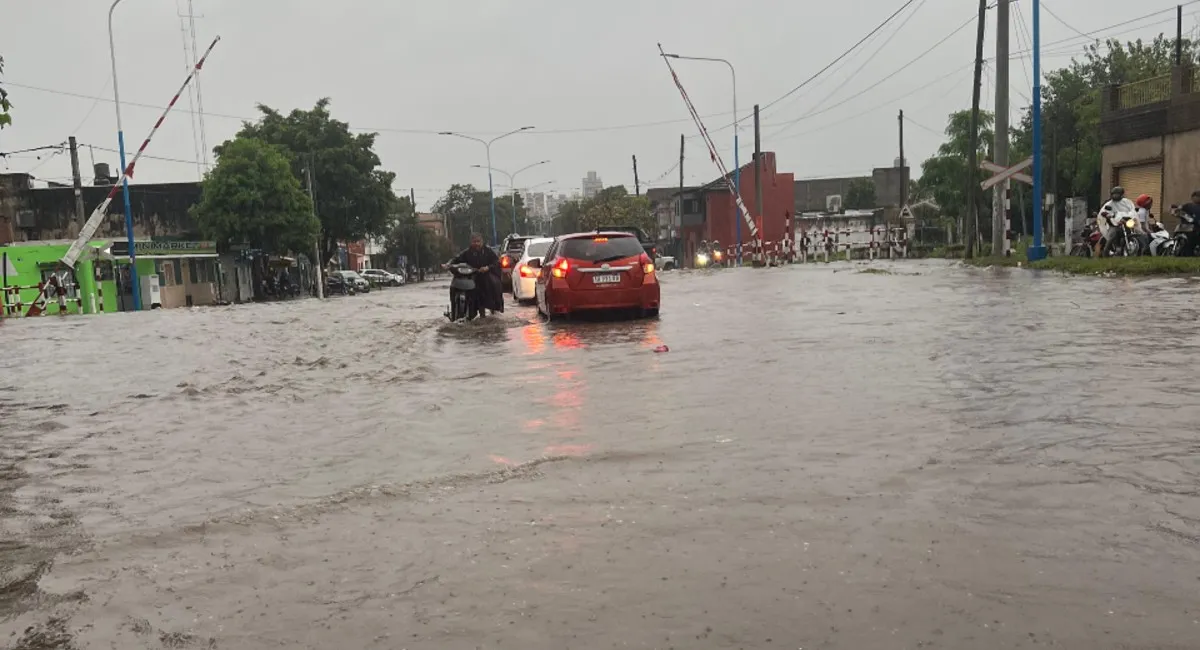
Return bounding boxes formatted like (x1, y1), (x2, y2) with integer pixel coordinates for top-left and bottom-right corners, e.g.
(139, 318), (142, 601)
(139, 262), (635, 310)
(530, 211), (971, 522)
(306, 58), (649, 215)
(500, 256), (512, 269)
(518, 264), (537, 278)
(551, 259), (569, 279)
(593, 237), (609, 243)
(640, 253), (654, 276)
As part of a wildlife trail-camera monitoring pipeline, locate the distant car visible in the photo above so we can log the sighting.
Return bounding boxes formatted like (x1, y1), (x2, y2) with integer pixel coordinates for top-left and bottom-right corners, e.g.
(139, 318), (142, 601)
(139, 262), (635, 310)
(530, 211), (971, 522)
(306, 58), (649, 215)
(334, 270), (370, 293)
(361, 269), (403, 287)
(655, 254), (677, 270)
(531, 231), (660, 319)
(499, 235), (536, 291)
(510, 236), (555, 304)
(325, 272), (355, 296)
(594, 225), (657, 260)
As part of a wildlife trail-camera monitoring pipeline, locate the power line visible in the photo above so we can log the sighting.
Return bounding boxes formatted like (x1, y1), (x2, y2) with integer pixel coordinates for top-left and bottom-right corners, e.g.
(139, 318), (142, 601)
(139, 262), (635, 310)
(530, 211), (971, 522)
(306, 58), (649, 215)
(764, 14), (977, 139)
(1041, 0), (1094, 41)
(799, 0), (929, 119)
(904, 114), (943, 136)
(1009, 0), (1200, 57)
(0, 143), (66, 157)
(757, 0), (921, 114)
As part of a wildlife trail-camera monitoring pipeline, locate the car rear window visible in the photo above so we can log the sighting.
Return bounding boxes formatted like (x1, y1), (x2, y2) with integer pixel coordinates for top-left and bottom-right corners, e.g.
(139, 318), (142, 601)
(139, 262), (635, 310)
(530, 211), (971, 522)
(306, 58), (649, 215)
(505, 238), (532, 253)
(559, 236), (644, 262)
(527, 241), (551, 257)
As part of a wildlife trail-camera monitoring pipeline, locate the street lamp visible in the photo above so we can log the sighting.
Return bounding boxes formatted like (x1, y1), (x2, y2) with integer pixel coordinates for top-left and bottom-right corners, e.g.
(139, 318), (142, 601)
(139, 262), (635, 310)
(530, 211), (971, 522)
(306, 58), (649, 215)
(471, 159), (550, 236)
(108, 0), (141, 309)
(661, 52), (741, 265)
(439, 126), (535, 246)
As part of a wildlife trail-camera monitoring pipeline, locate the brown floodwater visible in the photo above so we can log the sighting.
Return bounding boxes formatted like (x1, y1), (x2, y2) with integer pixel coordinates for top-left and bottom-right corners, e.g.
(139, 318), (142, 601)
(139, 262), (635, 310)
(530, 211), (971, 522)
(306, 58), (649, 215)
(2, 260), (1199, 649)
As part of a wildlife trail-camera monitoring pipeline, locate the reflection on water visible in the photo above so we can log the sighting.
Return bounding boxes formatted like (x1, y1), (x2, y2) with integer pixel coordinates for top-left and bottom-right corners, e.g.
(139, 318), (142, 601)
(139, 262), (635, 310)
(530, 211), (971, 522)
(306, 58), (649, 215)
(3, 261), (1200, 649)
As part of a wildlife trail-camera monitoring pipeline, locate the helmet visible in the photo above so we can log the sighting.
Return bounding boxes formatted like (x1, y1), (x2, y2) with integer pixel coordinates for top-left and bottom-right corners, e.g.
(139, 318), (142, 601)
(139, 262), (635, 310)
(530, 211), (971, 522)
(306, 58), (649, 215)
(1111, 186), (1125, 197)
(1135, 194), (1153, 208)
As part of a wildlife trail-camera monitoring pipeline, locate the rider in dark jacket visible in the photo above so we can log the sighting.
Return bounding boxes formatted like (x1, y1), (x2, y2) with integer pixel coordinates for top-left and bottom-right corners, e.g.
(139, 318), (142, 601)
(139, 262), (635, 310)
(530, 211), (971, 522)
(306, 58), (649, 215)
(447, 233), (504, 314)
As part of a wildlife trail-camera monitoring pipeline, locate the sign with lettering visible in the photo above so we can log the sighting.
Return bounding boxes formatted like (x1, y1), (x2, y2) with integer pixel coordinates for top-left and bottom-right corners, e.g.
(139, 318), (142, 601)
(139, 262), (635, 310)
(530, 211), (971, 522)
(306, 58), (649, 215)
(110, 240), (217, 258)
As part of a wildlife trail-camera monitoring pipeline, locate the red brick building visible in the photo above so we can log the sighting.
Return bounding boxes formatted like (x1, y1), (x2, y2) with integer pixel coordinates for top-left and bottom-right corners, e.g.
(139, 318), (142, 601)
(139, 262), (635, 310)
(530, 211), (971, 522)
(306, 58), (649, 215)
(679, 152), (795, 259)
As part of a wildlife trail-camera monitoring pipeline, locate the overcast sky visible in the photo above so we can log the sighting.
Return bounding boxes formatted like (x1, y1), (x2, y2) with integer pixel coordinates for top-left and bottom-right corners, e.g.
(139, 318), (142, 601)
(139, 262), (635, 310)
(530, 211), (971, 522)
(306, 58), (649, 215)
(1, 0), (1195, 209)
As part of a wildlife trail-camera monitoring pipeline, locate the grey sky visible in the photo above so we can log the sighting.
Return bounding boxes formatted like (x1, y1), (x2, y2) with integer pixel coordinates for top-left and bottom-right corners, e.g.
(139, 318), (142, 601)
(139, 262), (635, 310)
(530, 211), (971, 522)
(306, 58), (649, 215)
(2, 0), (1195, 209)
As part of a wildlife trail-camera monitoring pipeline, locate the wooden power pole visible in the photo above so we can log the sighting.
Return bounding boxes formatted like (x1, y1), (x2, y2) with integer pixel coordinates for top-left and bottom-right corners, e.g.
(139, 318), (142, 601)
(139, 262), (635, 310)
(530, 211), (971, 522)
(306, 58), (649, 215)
(965, 0), (988, 259)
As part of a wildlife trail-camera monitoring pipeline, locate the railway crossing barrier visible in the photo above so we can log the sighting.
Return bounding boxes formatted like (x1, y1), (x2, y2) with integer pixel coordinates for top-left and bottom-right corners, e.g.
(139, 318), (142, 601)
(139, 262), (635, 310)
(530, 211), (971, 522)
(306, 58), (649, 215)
(1, 277), (82, 317)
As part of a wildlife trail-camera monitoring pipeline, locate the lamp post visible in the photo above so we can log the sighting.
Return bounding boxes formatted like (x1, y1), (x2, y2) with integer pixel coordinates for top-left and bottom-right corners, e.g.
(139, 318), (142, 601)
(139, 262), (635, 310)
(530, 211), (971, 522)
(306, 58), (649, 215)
(472, 159), (550, 237)
(440, 127), (535, 246)
(108, 0), (141, 309)
(661, 52), (740, 265)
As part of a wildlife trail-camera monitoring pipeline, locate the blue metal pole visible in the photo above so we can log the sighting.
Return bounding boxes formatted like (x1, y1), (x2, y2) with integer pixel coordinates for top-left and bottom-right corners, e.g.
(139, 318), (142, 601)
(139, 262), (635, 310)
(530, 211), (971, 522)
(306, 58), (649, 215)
(116, 133), (141, 310)
(1028, 0), (1047, 261)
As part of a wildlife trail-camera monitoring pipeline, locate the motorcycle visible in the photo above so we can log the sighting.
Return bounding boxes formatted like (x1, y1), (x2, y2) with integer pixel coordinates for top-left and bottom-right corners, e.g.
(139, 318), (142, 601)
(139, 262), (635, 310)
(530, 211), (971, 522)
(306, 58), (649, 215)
(1169, 206), (1198, 256)
(1147, 221), (1177, 256)
(445, 262), (481, 322)
(1070, 218), (1103, 257)
(1100, 210), (1143, 257)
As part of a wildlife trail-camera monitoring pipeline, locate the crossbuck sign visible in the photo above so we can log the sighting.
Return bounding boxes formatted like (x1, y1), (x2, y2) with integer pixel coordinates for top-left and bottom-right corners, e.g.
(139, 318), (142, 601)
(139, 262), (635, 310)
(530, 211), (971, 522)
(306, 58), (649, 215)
(980, 157), (1033, 190)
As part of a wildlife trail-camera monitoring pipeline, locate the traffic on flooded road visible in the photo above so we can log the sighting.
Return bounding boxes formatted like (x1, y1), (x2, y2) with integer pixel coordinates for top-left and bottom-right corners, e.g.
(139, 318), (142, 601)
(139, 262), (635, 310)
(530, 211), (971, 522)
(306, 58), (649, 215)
(2, 261), (1200, 649)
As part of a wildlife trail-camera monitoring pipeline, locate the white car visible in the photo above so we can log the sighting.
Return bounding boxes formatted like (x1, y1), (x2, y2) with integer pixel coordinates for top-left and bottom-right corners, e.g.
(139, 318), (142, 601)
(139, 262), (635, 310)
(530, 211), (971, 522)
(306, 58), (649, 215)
(361, 269), (404, 287)
(511, 236), (555, 303)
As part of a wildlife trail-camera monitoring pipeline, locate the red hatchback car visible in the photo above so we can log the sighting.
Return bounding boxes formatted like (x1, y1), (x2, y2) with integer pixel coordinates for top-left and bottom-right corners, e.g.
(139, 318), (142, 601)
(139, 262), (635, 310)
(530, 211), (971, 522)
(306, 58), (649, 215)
(531, 232), (660, 318)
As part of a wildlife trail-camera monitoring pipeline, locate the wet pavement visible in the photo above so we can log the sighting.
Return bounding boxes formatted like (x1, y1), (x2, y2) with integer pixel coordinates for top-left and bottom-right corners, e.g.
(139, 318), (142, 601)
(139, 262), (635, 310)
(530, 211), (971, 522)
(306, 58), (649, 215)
(2, 259), (1200, 649)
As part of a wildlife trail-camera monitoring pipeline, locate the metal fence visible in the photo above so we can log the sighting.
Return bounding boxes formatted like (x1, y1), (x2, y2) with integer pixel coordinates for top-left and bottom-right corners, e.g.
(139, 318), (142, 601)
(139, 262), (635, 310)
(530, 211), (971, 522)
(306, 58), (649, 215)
(1116, 74), (1172, 110)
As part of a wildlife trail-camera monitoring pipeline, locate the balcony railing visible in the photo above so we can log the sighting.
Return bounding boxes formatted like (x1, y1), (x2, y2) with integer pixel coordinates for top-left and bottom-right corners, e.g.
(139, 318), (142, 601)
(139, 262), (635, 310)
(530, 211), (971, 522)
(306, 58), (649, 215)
(1115, 74), (1172, 110)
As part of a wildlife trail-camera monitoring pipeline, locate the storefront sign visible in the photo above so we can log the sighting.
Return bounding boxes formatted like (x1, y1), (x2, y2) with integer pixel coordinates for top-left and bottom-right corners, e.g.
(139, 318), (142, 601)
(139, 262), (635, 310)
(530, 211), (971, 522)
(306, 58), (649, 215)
(111, 240), (217, 258)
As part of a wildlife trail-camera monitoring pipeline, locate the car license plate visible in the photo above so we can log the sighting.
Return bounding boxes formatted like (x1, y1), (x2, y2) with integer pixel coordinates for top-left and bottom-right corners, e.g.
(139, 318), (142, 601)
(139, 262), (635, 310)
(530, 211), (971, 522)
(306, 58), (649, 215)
(593, 274), (621, 285)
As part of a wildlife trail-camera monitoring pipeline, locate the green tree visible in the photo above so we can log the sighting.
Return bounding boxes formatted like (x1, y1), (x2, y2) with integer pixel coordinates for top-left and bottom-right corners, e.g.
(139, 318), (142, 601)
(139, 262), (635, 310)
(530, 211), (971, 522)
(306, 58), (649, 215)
(578, 186), (654, 232)
(384, 201), (452, 269)
(222, 98), (396, 265)
(551, 199), (583, 235)
(917, 109), (994, 222)
(845, 178), (877, 209)
(191, 137), (318, 254)
(0, 56), (12, 129)
(433, 184), (531, 247)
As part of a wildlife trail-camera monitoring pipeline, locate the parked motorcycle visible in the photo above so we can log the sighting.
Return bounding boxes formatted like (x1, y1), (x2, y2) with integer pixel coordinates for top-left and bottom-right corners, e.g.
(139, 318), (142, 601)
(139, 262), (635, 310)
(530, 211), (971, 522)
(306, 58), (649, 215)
(1070, 218), (1103, 257)
(445, 262), (480, 322)
(1147, 221), (1177, 256)
(1169, 206), (1199, 256)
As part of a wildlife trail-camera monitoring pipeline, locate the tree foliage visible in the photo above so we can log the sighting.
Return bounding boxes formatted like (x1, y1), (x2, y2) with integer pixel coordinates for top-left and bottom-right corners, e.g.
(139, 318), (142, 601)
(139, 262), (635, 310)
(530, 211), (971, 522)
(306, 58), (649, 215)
(382, 196), (454, 268)
(220, 98), (396, 264)
(192, 137), (318, 254)
(550, 186), (652, 235)
(845, 178), (877, 209)
(0, 56), (12, 129)
(432, 183), (530, 248)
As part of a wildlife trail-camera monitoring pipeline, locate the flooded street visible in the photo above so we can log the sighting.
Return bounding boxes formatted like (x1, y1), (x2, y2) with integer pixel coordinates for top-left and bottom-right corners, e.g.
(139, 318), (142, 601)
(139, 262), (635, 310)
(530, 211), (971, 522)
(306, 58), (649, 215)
(3, 259), (1200, 649)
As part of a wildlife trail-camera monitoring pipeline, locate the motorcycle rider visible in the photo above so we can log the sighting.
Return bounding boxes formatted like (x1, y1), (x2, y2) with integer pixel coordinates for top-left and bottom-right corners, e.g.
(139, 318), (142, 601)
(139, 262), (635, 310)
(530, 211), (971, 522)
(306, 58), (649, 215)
(1098, 186), (1137, 255)
(443, 233), (504, 316)
(1173, 189), (1200, 256)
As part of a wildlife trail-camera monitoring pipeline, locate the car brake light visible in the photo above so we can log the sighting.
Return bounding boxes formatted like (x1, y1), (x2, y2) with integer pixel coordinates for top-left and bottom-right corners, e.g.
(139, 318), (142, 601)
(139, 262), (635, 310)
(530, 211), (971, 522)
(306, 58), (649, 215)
(500, 256), (511, 269)
(640, 253), (654, 275)
(518, 264), (537, 278)
(593, 237), (608, 243)
(551, 259), (569, 279)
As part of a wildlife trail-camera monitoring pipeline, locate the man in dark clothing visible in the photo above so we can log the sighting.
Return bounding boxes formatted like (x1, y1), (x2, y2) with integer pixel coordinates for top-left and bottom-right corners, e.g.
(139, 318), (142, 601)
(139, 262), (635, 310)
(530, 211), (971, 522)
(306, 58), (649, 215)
(446, 233), (504, 314)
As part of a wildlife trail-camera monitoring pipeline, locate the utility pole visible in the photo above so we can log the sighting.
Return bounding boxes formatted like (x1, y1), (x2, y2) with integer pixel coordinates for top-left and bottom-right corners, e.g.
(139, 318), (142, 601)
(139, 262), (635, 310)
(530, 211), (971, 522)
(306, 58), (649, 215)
(678, 134), (685, 264)
(68, 136), (85, 223)
(1177, 5), (1184, 65)
(898, 110), (907, 215)
(305, 159), (324, 299)
(993, 0), (1010, 256)
(965, 0), (988, 259)
(410, 187), (419, 277)
(632, 155), (640, 196)
(754, 104), (763, 259)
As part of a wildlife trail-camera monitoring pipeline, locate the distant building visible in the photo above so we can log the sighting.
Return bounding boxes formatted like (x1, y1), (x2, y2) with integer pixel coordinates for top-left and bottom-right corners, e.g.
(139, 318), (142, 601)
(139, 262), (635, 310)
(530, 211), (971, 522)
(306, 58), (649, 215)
(416, 212), (446, 239)
(581, 171), (602, 199)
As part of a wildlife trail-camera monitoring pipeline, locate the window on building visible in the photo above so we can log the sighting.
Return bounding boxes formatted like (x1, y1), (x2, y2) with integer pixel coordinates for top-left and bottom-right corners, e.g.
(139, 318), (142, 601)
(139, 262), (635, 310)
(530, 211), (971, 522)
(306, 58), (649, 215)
(682, 199), (701, 214)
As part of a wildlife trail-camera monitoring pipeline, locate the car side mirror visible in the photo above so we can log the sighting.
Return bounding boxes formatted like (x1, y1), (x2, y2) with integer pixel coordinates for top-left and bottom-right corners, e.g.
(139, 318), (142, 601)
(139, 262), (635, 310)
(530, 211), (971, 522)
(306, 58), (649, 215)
(526, 258), (543, 269)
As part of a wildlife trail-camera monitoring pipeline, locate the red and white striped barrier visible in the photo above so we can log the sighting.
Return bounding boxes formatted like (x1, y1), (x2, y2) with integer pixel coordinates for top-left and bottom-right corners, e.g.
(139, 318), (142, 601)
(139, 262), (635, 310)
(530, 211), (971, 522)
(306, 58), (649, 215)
(797, 227), (909, 262)
(3, 279), (82, 317)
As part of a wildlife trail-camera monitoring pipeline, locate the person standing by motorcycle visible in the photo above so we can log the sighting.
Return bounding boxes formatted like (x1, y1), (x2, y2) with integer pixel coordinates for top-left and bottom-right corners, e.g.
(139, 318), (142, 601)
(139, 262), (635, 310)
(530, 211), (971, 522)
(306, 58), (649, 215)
(444, 233), (504, 315)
